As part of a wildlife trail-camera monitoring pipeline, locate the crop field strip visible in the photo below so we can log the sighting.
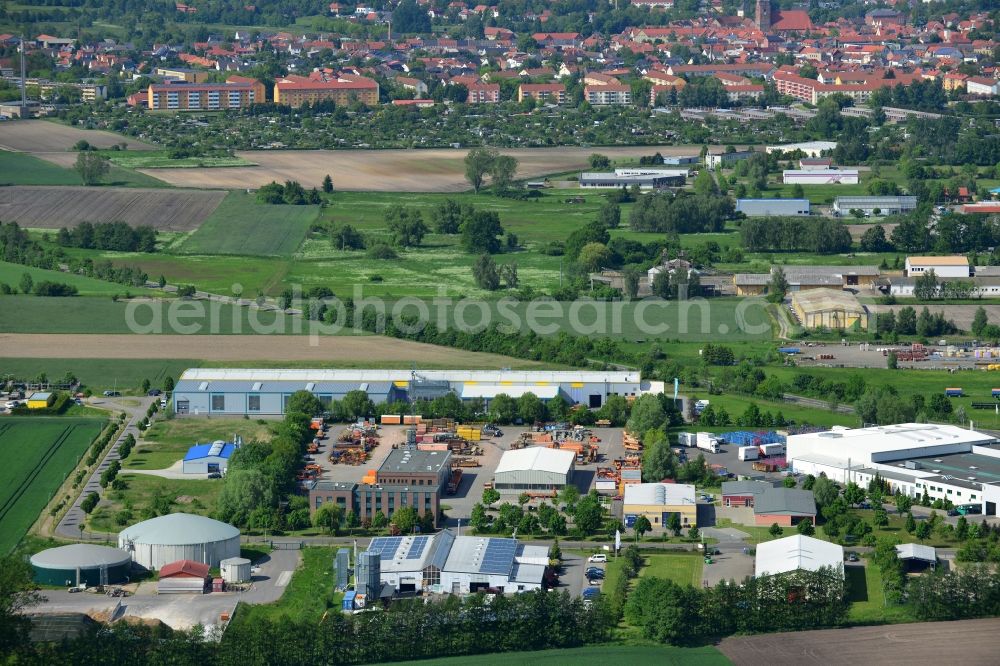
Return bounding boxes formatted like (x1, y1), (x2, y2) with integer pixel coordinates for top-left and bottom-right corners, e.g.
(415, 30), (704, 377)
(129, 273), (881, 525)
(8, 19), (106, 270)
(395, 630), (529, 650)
(0, 418), (104, 553)
(0, 186), (227, 231)
(177, 191), (320, 256)
(0, 120), (158, 153)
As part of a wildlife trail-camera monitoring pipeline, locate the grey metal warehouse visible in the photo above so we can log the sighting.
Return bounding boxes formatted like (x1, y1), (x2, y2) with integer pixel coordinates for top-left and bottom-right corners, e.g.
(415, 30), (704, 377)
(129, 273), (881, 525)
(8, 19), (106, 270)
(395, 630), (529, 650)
(172, 368), (656, 416)
(493, 447), (576, 494)
(832, 196), (917, 216)
(736, 198), (811, 217)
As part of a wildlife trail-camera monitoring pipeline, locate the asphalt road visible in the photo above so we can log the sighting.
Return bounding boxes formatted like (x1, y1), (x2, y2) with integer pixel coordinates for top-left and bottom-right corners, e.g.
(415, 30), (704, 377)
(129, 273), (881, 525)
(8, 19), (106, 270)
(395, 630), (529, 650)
(719, 617), (1000, 666)
(55, 396), (156, 540)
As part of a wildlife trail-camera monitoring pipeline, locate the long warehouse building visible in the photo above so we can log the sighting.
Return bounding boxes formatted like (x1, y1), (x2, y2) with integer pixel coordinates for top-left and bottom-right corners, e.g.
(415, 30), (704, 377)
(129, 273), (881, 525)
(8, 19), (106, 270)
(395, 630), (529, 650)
(786, 423), (1000, 515)
(172, 368), (659, 416)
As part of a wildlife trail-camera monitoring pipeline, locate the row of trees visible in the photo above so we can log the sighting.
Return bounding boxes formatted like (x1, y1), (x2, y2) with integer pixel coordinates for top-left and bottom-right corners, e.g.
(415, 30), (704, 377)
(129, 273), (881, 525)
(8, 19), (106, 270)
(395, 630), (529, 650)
(55, 221), (157, 253)
(629, 191), (733, 234)
(740, 217), (853, 254)
(626, 569), (847, 645)
(257, 180), (322, 205)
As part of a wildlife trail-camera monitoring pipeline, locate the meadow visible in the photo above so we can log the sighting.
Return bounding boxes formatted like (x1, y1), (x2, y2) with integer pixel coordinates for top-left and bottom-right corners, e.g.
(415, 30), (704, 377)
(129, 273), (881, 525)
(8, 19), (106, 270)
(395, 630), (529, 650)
(231, 547), (344, 624)
(178, 191), (320, 256)
(0, 358), (194, 392)
(0, 260), (158, 296)
(88, 473), (223, 534)
(636, 551), (705, 587)
(0, 150), (83, 186)
(126, 418), (273, 470)
(105, 151), (256, 169)
(0, 417), (105, 553)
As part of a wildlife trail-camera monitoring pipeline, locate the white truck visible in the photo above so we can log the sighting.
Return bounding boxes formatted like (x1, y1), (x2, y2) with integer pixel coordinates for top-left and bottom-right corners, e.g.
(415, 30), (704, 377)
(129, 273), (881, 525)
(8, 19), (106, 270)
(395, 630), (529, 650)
(738, 446), (759, 461)
(696, 432), (720, 454)
(677, 432), (697, 447)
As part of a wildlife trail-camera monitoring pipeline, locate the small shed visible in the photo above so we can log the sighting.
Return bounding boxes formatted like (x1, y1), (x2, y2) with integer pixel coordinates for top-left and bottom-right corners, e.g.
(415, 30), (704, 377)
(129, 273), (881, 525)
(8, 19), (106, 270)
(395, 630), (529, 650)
(157, 559), (209, 594)
(895, 543), (936, 571)
(182, 440), (235, 474)
(27, 392), (54, 409)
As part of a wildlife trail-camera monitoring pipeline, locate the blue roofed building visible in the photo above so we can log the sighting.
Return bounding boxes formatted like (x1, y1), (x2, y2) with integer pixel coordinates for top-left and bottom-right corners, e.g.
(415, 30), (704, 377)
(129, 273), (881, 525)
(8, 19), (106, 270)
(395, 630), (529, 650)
(182, 440), (237, 475)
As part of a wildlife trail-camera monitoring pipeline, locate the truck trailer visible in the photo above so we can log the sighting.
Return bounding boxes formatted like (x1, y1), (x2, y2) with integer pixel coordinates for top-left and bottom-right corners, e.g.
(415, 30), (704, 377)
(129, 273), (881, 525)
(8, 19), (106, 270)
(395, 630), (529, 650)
(738, 446), (759, 461)
(760, 443), (786, 457)
(696, 432), (720, 454)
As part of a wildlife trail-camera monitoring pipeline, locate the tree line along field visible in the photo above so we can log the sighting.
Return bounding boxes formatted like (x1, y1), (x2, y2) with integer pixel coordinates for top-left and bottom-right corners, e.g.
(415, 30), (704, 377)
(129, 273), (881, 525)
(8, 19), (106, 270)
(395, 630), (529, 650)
(0, 260), (158, 296)
(0, 417), (105, 553)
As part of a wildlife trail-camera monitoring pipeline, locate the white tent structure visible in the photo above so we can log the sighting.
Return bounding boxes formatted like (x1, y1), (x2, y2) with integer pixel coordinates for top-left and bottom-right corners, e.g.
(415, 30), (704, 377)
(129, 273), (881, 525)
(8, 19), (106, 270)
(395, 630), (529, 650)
(755, 535), (844, 579)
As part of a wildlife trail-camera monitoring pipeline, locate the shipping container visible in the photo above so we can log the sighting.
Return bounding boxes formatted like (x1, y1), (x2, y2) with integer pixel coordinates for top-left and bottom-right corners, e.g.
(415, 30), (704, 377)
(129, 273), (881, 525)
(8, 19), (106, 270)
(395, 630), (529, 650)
(760, 443), (786, 456)
(944, 388), (963, 397)
(380, 415), (402, 425)
(677, 432), (696, 447)
(343, 590), (357, 611)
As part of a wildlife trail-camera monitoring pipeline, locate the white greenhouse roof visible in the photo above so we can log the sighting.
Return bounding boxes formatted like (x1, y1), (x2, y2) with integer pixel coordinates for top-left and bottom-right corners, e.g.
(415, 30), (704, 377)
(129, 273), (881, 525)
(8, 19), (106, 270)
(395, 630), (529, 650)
(495, 447), (575, 475)
(755, 534), (844, 578)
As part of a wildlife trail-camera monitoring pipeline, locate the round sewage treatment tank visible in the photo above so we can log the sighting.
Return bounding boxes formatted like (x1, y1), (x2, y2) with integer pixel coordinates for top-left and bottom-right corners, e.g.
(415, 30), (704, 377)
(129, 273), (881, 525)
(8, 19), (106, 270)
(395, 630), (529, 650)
(118, 512), (240, 570)
(30, 544), (133, 586)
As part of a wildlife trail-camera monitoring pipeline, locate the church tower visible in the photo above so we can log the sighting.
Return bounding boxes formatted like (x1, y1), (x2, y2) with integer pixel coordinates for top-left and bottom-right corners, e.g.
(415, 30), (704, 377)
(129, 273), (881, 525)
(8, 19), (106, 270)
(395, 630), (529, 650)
(756, 0), (771, 31)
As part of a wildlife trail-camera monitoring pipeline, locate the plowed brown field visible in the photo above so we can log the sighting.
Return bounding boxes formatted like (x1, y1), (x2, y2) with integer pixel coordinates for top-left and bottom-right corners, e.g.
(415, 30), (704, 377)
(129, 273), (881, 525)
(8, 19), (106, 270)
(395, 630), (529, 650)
(0, 186), (226, 231)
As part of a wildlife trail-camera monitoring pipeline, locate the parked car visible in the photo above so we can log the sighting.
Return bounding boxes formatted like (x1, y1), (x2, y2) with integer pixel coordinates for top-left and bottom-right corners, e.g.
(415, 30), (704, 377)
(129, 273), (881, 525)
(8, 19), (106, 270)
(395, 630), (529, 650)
(588, 553), (607, 563)
(846, 552), (859, 562)
(103, 390), (121, 397)
(207, 472), (222, 479)
(585, 568), (605, 579)
(147, 389), (162, 396)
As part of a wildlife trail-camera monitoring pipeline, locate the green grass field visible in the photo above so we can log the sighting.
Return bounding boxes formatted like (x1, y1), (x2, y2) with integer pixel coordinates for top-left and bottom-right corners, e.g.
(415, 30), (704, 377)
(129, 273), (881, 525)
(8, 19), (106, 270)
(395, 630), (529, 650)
(691, 394), (859, 429)
(846, 562), (916, 624)
(88, 474), (222, 534)
(104, 151), (256, 169)
(232, 547), (343, 624)
(381, 645), (729, 666)
(0, 417), (105, 553)
(0, 358), (195, 392)
(0, 260), (158, 297)
(0, 150), (82, 185)
(178, 192), (320, 256)
(127, 418), (273, 470)
(637, 552), (704, 587)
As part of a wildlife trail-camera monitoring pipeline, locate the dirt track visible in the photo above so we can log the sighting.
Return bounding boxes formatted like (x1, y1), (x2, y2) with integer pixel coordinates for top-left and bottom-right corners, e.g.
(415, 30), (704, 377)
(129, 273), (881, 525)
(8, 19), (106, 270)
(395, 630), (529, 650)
(0, 334), (548, 368)
(0, 186), (226, 231)
(718, 618), (1000, 665)
(0, 120), (157, 153)
(137, 145), (718, 192)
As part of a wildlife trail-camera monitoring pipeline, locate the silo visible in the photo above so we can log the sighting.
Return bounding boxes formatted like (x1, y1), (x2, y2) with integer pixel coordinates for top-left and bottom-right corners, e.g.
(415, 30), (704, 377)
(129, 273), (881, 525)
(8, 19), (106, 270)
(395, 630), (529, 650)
(356, 550), (381, 598)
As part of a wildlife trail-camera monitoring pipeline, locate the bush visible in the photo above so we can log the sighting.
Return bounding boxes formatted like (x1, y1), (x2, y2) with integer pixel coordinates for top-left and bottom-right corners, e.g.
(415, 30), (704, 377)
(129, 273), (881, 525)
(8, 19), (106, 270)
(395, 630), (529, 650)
(366, 243), (398, 260)
(80, 492), (100, 514)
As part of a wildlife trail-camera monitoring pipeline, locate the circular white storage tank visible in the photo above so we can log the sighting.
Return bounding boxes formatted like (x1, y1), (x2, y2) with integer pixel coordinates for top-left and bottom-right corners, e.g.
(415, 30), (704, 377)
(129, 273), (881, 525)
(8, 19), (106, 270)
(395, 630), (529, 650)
(220, 557), (252, 583)
(118, 513), (240, 570)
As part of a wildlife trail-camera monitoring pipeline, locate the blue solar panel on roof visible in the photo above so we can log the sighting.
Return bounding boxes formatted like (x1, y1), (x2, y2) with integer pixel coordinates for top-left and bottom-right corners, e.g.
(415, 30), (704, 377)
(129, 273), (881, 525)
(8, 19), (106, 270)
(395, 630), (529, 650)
(370, 537), (403, 560)
(405, 535), (429, 560)
(479, 539), (517, 575)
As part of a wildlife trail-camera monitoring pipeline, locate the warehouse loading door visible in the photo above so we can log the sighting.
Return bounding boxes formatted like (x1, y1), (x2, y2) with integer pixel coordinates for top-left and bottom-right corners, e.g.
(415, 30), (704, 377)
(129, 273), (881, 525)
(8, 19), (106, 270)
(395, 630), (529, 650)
(987, 501), (997, 516)
(589, 394), (602, 408)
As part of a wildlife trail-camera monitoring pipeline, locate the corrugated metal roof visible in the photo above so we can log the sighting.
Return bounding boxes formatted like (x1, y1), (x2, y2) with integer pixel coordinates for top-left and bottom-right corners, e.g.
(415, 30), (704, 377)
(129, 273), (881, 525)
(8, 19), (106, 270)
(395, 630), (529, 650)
(791, 288), (866, 315)
(179, 368), (639, 384)
(184, 442), (235, 461)
(753, 488), (817, 516)
(623, 482), (696, 506)
(461, 384), (560, 400)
